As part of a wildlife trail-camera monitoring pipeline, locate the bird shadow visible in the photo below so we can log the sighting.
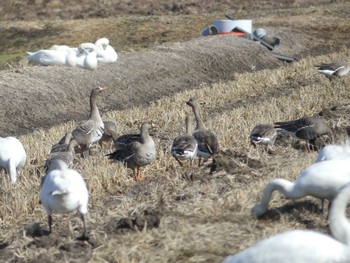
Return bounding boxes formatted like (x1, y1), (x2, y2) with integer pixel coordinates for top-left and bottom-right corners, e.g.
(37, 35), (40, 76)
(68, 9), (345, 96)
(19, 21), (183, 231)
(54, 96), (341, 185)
(25, 222), (50, 238)
(256, 200), (324, 225)
(0, 242), (9, 250)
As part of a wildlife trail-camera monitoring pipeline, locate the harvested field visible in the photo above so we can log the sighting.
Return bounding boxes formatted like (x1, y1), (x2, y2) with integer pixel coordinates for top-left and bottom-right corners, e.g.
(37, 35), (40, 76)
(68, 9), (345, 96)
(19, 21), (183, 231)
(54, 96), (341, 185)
(0, 1), (350, 263)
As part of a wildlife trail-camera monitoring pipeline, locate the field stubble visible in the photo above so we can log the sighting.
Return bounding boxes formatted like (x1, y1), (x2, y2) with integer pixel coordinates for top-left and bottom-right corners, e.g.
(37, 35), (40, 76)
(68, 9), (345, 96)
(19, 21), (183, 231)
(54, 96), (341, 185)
(1, 51), (350, 262)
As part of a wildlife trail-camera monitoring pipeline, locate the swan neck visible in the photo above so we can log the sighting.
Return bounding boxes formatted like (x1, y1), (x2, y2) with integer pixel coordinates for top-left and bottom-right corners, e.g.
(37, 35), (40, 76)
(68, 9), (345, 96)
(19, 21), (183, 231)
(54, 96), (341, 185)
(259, 179), (294, 209)
(329, 187), (350, 245)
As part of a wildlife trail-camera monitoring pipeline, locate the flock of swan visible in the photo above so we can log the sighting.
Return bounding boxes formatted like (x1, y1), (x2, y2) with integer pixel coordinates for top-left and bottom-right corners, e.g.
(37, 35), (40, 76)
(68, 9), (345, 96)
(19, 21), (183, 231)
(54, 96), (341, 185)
(1, 60), (350, 260)
(26, 37), (118, 70)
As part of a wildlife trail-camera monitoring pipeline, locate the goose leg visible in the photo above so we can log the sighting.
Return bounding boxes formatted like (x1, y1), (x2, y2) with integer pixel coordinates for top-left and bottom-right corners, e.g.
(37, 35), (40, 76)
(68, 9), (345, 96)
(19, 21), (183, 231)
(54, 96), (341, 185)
(79, 213), (89, 240)
(82, 150), (90, 159)
(174, 156), (183, 167)
(134, 168), (142, 182)
(48, 215), (53, 233)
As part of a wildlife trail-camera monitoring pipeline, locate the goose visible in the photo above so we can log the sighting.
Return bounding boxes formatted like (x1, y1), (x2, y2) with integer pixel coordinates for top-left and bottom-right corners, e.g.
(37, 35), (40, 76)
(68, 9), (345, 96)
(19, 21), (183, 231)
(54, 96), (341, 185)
(49, 132), (73, 154)
(99, 120), (118, 149)
(249, 124), (277, 152)
(45, 139), (79, 170)
(316, 62), (350, 79)
(0, 136), (26, 184)
(40, 160), (89, 240)
(171, 115), (198, 166)
(252, 159), (350, 217)
(107, 122), (156, 182)
(72, 86), (107, 158)
(186, 98), (219, 166)
(224, 182), (350, 262)
(76, 43), (98, 70)
(274, 116), (330, 152)
(27, 48), (77, 67)
(315, 141), (350, 163)
(95, 38), (118, 63)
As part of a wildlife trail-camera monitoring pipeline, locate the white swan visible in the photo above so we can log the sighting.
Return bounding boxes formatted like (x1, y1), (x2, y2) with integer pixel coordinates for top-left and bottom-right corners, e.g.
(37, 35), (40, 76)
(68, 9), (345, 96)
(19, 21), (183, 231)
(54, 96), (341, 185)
(315, 141), (350, 162)
(252, 159), (350, 217)
(39, 160), (89, 239)
(49, 44), (80, 55)
(76, 43), (98, 70)
(27, 48), (78, 67)
(223, 183), (350, 262)
(95, 38), (118, 63)
(0, 136), (26, 184)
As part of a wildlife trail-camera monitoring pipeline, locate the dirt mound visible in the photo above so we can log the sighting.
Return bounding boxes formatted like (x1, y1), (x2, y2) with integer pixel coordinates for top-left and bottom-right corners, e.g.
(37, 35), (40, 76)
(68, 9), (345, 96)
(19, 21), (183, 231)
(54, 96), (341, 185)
(0, 29), (312, 136)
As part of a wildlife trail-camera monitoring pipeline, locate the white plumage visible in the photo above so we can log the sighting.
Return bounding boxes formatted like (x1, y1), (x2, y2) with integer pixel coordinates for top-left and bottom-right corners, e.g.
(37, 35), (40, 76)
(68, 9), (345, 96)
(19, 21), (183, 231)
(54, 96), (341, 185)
(0, 136), (26, 184)
(223, 182), (350, 263)
(40, 160), (89, 239)
(95, 38), (118, 63)
(252, 159), (350, 217)
(315, 141), (350, 162)
(27, 49), (78, 67)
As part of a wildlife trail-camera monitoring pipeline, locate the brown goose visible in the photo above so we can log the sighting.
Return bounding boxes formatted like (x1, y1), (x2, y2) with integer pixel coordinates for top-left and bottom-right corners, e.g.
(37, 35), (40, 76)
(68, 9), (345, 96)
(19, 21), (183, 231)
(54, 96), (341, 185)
(316, 62), (350, 79)
(250, 124), (277, 152)
(50, 132), (73, 154)
(107, 122), (156, 182)
(274, 116), (331, 152)
(99, 120), (118, 149)
(186, 98), (219, 166)
(72, 86), (107, 158)
(171, 115), (198, 166)
(44, 138), (79, 171)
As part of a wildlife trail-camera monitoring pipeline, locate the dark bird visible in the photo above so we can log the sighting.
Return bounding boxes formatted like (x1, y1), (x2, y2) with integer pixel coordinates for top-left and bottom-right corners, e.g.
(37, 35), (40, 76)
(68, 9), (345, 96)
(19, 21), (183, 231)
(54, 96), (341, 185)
(107, 122), (156, 182)
(250, 124), (277, 152)
(274, 116), (330, 152)
(171, 115), (198, 166)
(186, 98), (219, 166)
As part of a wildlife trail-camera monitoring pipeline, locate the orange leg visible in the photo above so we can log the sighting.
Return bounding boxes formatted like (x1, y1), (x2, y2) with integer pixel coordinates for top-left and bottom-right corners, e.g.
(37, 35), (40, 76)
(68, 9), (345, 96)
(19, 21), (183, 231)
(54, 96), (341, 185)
(134, 168), (142, 182)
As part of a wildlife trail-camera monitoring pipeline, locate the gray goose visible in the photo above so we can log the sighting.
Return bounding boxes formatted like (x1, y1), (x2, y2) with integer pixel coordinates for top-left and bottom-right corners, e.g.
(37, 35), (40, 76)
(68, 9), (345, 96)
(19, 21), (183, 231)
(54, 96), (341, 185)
(50, 132), (73, 154)
(274, 116), (331, 152)
(44, 138), (79, 171)
(107, 122), (156, 182)
(171, 115), (198, 166)
(316, 62), (350, 79)
(186, 98), (219, 166)
(72, 86), (107, 158)
(250, 124), (277, 152)
(99, 120), (118, 149)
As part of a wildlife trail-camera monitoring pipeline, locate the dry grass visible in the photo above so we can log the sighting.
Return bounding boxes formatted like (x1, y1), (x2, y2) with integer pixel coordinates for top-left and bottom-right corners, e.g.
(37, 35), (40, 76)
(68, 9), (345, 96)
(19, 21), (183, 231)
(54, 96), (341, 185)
(1, 49), (350, 262)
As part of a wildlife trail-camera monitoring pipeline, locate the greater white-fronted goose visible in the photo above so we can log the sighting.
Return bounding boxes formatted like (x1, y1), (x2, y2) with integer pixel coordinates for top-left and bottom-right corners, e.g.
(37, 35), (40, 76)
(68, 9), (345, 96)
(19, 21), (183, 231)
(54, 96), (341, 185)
(45, 138), (79, 170)
(72, 86), (107, 158)
(40, 160), (89, 240)
(50, 132), (73, 154)
(107, 122), (156, 182)
(274, 116), (330, 152)
(250, 124), (277, 152)
(186, 98), (219, 166)
(171, 115), (198, 166)
(316, 62), (350, 79)
(0, 136), (26, 184)
(99, 120), (118, 149)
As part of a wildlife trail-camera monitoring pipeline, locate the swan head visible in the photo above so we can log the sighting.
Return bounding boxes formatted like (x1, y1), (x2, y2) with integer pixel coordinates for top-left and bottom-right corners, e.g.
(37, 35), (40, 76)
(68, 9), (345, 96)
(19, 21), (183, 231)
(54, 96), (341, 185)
(251, 203), (268, 217)
(78, 43), (97, 53)
(95, 38), (109, 49)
